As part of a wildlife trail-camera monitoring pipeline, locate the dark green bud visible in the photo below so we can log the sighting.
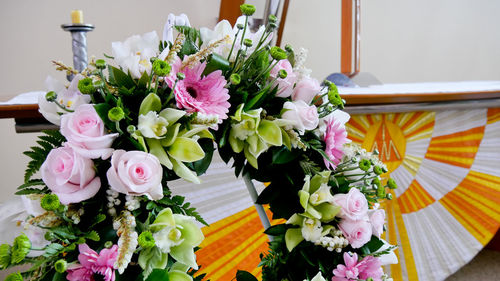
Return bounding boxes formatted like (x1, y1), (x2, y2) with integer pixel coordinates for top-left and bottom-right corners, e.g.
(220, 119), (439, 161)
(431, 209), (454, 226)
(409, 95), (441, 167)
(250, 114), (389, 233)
(387, 178), (398, 189)
(240, 4), (256, 16)
(138, 231), (155, 249)
(176, 72), (186, 80)
(372, 177), (381, 189)
(0, 244), (11, 269)
(366, 278), (374, 281)
(236, 23), (244, 30)
(108, 107), (125, 122)
(278, 69), (288, 79)
(284, 44), (293, 53)
(95, 59), (106, 69)
(270, 46), (287, 61)
(243, 38), (253, 47)
(54, 259), (68, 273)
(78, 77), (96, 95)
(359, 159), (371, 171)
(11, 234), (30, 264)
(268, 14), (278, 23)
(230, 73), (241, 85)
(93, 80), (105, 89)
(104, 241), (113, 248)
(150, 57), (158, 63)
(152, 60), (171, 76)
(269, 22), (278, 29)
(45, 91), (57, 102)
(40, 194), (60, 211)
(4, 272), (23, 281)
(386, 193), (393, 200)
(127, 125), (136, 134)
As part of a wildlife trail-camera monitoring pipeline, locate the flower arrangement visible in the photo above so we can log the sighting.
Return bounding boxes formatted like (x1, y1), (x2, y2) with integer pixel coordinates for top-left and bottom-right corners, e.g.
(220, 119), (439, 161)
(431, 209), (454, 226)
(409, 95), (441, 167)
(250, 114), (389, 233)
(1, 4), (397, 281)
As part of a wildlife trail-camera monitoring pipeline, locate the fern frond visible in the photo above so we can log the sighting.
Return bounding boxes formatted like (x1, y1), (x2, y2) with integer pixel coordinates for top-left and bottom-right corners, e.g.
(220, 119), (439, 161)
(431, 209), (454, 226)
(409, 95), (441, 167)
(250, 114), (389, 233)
(23, 130), (65, 183)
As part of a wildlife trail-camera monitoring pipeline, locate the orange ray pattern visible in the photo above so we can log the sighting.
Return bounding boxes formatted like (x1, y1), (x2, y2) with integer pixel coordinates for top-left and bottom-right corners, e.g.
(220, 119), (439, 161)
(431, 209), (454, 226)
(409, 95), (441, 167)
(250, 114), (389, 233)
(397, 180), (436, 214)
(197, 207), (282, 280)
(439, 170), (500, 245)
(487, 108), (500, 124)
(424, 126), (485, 169)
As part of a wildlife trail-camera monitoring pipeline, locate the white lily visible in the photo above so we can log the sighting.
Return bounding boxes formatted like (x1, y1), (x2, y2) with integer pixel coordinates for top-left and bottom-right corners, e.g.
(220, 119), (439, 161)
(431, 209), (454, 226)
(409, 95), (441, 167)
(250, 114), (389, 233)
(38, 74), (90, 125)
(111, 31), (159, 79)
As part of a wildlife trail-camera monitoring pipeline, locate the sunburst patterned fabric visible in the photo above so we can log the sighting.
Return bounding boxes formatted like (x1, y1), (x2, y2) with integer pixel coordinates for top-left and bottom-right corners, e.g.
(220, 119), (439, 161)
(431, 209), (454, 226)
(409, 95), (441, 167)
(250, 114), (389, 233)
(347, 108), (500, 281)
(170, 108), (500, 281)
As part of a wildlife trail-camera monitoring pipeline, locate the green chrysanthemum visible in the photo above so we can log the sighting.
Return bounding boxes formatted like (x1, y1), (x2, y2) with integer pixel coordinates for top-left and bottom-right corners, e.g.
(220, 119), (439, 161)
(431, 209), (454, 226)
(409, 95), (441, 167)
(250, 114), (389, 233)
(108, 107), (125, 122)
(40, 193), (60, 211)
(270, 46), (288, 61)
(359, 159), (372, 171)
(152, 60), (171, 76)
(230, 73), (241, 85)
(138, 231), (156, 249)
(240, 4), (256, 16)
(45, 91), (57, 102)
(387, 178), (398, 189)
(4, 272), (23, 281)
(0, 244), (11, 269)
(54, 259), (67, 273)
(373, 165), (384, 175)
(77, 77), (96, 95)
(372, 177), (381, 189)
(11, 234), (30, 264)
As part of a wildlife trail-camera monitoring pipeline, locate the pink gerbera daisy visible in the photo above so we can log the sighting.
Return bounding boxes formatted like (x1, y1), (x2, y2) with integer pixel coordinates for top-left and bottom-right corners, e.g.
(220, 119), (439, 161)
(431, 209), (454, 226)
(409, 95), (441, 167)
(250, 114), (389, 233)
(323, 119), (348, 170)
(165, 56), (231, 122)
(66, 243), (119, 281)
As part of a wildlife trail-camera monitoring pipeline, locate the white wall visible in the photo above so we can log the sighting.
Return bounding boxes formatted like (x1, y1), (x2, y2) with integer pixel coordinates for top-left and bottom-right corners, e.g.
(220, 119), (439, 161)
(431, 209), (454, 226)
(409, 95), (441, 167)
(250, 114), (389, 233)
(0, 0), (500, 201)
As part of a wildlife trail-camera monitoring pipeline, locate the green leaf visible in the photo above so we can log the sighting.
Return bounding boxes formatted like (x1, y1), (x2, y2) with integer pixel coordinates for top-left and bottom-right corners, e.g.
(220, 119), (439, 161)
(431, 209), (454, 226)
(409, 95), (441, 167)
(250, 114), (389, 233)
(271, 146), (298, 164)
(109, 65), (135, 88)
(244, 87), (269, 111)
(236, 270), (259, 281)
(263, 224), (288, 236)
(86, 230), (100, 241)
(43, 243), (64, 258)
(192, 139), (214, 176)
(15, 188), (44, 195)
(203, 53), (231, 75)
(360, 235), (385, 255)
(137, 71), (150, 89)
(93, 103), (115, 129)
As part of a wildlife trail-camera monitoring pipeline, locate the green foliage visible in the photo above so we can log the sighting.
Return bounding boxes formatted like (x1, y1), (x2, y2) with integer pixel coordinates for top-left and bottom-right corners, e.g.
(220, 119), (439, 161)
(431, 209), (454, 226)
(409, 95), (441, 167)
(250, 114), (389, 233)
(22, 130), (65, 186)
(236, 270), (258, 281)
(146, 192), (208, 226)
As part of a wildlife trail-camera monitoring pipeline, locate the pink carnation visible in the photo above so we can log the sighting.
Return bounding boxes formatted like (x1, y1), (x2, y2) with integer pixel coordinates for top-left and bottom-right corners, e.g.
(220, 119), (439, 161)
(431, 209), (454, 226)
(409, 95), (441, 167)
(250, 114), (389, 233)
(166, 57), (230, 122)
(67, 244), (119, 281)
(332, 252), (383, 281)
(322, 118), (348, 170)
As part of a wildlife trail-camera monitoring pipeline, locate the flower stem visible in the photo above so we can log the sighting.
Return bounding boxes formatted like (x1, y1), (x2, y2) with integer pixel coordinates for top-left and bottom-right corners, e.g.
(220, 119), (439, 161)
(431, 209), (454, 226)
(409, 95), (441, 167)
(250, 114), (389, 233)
(227, 29), (241, 62)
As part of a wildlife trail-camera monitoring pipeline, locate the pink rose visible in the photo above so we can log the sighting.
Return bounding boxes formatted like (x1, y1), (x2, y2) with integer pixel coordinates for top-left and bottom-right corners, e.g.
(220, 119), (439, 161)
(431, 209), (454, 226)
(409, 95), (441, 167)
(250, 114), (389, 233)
(281, 100), (319, 135)
(270, 59), (297, 98)
(292, 76), (321, 104)
(61, 104), (118, 160)
(333, 187), (368, 221)
(339, 219), (372, 249)
(106, 150), (163, 200)
(41, 145), (101, 205)
(369, 209), (386, 238)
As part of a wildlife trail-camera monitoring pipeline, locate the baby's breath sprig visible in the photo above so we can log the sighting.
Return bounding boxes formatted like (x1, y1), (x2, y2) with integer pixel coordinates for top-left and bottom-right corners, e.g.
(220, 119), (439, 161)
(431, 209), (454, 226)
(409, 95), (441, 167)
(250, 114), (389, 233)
(165, 33), (185, 64)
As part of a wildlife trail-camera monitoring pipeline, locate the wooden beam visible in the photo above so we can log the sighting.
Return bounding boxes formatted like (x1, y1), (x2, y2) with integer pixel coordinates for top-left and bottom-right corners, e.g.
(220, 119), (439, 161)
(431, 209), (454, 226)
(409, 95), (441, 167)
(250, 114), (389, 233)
(219, 0), (245, 25)
(276, 0), (290, 47)
(341, 0), (353, 75)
